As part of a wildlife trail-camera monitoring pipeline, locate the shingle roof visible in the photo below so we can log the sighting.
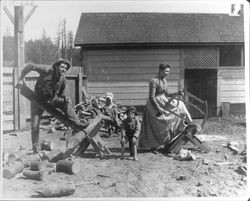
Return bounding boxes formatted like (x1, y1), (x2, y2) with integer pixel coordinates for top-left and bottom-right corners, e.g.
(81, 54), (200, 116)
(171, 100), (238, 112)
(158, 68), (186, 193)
(74, 13), (244, 45)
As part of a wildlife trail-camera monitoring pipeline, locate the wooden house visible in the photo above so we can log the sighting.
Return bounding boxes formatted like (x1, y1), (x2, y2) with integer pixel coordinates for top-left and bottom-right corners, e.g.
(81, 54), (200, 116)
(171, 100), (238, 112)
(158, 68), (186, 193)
(74, 13), (245, 117)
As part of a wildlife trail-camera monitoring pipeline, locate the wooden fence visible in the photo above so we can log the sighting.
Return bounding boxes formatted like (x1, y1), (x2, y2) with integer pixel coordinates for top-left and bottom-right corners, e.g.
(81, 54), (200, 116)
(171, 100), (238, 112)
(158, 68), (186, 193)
(3, 66), (85, 132)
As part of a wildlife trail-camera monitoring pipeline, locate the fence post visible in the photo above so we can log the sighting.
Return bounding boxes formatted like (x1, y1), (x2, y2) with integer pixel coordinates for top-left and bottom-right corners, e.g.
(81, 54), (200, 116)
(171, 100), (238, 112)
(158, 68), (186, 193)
(14, 6), (26, 130)
(221, 102), (230, 118)
(13, 68), (19, 130)
(77, 73), (83, 104)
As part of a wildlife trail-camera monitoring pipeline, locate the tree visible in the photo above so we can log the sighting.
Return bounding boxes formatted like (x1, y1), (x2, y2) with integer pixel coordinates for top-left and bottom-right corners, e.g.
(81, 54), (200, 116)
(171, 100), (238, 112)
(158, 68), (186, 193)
(67, 31), (74, 62)
(25, 30), (58, 64)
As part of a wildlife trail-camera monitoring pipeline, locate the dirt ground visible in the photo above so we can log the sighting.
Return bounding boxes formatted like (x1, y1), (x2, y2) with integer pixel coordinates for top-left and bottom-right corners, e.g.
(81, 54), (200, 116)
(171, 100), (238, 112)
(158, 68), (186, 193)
(2, 115), (248, 199)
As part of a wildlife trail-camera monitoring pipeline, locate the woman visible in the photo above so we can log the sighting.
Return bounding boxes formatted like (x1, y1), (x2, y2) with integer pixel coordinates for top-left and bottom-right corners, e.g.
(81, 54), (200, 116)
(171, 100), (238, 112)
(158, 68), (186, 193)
(139, 63), (193, 151)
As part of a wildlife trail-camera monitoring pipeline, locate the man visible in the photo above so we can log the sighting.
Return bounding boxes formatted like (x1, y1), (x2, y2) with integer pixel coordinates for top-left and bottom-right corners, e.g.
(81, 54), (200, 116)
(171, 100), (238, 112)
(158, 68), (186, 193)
(17, 58), (87, 153)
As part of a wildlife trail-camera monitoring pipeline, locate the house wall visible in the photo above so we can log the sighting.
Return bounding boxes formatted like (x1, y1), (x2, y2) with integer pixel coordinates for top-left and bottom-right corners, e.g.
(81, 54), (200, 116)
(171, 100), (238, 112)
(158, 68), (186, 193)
(219, 66), (245, 103)
(82, 46), (245, 115)
(219, 66), (245, 114)
(83, 48), (181, 106)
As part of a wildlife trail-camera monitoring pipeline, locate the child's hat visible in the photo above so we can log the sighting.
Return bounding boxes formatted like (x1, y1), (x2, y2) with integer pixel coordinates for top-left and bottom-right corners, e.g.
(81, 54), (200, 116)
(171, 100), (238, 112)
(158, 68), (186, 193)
(105, 92), (114, 100)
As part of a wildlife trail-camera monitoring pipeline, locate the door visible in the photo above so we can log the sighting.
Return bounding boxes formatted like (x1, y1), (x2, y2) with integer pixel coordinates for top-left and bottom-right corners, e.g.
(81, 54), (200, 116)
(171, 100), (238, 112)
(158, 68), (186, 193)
(185, 69), (217, 118)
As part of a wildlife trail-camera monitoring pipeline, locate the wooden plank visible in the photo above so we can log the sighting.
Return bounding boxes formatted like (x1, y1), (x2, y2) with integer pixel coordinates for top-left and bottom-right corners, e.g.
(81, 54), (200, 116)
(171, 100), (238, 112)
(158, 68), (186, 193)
(78, 73), (83, 104)
(89, 92), (148, 99)
(89, 61), (180, 68)
(13, 68), (19, 130)
(88, 74), (179, 81)
(221, 85), (245, 91)
(89, 86), (149, 94)
(3, 99), (13, 112)
(3, 85), (13, 92)
(65, 78), (77, 105)
(3, 76), (13, 83)
(67, 66), (83, 74)
(219, 66), (245, 70)
(88, 81), (178, 87)
(222, 79), (245, 85)
(217, 76), (222, 116)
(221, 91), (245, 97)
(222, 75), (245, 79)
(3, 67), (14, 73)
(3, 123), (14, 131)
(179, 48), (184, 90)
(220, 70), (245, 76)
(90, 67), (180, 75)
(87, 49), (180, 56)
(221, 97), (245, 103)
(89, 86), (178, 94)
(3, 115), (14, 121)
(119, 99), (147, 106)
(87, 54), (180, 62)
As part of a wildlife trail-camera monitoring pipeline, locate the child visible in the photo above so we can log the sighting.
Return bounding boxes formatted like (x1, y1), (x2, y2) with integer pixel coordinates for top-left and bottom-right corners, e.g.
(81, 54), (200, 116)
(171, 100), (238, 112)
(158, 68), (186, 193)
(101, 92), (121, 136)
(121, 106), (141, 161)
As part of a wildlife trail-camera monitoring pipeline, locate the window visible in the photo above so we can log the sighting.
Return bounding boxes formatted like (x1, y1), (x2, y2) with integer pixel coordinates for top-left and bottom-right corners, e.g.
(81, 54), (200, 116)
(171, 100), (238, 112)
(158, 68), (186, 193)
(219, 45), (242, 66)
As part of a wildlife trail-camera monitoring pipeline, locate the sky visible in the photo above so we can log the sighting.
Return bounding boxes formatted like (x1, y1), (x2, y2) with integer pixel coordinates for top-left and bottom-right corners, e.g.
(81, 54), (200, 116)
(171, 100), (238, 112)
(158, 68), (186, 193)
(1, 0), (247, 42)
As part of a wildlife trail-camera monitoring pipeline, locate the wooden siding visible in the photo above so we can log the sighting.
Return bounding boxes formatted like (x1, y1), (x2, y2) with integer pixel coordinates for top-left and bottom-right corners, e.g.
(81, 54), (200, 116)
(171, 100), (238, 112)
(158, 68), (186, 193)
(85, 48), (180, 106)
(219, 66), (245, 103)
(3, 68), (15, 131)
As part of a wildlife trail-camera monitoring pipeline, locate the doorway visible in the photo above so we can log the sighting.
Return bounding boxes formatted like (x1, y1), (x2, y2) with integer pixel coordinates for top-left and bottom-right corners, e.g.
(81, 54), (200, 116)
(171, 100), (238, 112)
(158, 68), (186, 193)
(185, 69), (217, 118)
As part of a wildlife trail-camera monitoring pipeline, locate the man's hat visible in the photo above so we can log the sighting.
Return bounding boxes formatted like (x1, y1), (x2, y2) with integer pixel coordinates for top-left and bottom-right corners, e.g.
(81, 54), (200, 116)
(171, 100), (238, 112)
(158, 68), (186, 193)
(52, 58), (71, 70)
(126, 106), (137, 115)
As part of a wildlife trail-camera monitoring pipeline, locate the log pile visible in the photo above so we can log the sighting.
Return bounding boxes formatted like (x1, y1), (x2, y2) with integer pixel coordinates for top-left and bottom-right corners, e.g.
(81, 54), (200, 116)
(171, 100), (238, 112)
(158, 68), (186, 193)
(47, 95), (127, 135)
(3, 147), (81, 197)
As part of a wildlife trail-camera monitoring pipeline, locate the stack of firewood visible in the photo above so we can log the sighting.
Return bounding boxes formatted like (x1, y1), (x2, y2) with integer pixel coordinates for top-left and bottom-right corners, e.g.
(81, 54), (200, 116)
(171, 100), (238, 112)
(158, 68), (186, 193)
(46, 95), (127, 134)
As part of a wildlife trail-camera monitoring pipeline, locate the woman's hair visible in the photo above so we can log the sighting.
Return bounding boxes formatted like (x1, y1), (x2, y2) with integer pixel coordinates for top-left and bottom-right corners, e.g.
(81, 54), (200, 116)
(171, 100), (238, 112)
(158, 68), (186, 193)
(159, 63), (171, 71)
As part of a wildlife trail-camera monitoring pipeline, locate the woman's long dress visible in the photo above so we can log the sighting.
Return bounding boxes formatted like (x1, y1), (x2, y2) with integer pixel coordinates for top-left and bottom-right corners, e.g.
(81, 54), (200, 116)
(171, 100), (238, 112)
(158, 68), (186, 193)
(139, 77), (192, 149)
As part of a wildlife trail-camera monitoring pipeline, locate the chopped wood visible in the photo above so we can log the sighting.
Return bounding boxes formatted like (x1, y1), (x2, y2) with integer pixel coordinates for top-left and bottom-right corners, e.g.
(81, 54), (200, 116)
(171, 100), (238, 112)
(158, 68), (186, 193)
(3, 161), (24, 179)
(41, 150), (64, 163)
(213, 162), (235, 166)
(30, 160), (46, 171)
(16, 154), (41, 168)
(23, 169), (46, 181)
(56, 159), (81, 174)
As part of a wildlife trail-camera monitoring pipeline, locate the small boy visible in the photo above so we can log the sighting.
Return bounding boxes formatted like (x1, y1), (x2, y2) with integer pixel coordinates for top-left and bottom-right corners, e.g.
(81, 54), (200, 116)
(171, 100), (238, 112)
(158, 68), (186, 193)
(121, 106), (141, 161)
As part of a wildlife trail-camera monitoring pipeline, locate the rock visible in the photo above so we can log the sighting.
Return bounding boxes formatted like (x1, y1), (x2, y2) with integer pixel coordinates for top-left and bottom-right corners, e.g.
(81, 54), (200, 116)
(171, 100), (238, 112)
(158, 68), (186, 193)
(176, 175), (189, 181)
(174, 149), (196, 161)
(196, 182), (203, 187)
(40, 140), (55, 151)
(35, 183), (75, 197)
(227, 142), (240, 154)
(202, 158), (210, 165)
(235, 165), (247, 176)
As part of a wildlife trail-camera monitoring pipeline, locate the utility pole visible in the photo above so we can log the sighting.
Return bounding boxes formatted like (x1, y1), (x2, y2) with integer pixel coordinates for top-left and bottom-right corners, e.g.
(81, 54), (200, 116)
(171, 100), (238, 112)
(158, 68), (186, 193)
(4, 4), (37, 130)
